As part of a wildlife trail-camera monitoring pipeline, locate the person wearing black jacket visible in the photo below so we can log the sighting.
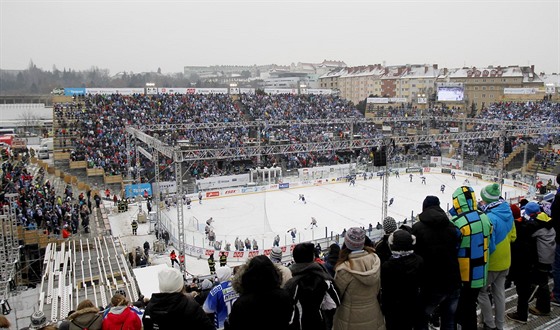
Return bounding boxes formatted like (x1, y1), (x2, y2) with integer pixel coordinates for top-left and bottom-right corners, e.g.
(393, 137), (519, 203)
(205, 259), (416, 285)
(143, 267), (215, 330)
(412, 196), (461, 330)
(381, 229), (423, 330)
(550, 174), (560, 305)
(284, 242), (340, 330)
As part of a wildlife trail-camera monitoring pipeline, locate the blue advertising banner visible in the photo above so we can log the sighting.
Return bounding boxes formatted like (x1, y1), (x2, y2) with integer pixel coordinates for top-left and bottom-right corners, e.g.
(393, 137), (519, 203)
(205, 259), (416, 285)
(125, 183), (152, 198)
(279, 183), (290, 189)
(64, 88), (86, 96)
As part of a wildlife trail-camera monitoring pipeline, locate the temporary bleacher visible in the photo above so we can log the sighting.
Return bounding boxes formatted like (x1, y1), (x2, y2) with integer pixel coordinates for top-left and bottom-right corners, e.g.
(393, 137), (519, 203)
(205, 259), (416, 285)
(38, 235), (136, 321)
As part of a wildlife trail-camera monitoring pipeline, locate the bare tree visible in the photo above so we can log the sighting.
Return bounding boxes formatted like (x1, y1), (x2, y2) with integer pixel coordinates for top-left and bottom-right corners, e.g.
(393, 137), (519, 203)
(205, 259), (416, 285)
(18, 110), (42, 135)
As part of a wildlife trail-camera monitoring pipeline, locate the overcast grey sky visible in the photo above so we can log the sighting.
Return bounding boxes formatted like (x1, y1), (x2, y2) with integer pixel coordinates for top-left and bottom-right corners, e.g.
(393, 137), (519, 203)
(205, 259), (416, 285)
(1, 0), (559, 75)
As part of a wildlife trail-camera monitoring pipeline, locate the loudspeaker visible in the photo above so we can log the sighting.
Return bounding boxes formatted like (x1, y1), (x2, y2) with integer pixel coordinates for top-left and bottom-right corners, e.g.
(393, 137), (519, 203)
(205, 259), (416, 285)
(374, 147), (387, 166)
(504, 141), (512, 153)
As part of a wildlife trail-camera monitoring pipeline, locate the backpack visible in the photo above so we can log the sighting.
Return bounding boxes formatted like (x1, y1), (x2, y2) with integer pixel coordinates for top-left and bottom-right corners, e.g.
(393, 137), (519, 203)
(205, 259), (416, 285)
(70, 313), (100, 330)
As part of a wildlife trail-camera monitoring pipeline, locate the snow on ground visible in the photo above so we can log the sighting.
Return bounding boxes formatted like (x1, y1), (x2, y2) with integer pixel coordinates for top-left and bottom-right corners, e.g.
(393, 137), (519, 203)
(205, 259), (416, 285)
(108, 171), (527, 290)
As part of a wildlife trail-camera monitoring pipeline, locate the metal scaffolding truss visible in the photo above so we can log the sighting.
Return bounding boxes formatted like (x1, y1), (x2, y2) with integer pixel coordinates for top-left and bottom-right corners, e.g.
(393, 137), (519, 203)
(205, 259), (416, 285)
(127, 124), (559, 162)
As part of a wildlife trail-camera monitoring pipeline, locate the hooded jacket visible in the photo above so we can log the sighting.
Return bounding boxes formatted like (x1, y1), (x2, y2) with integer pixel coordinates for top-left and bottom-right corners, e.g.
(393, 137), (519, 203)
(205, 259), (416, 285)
(412, 205), (461, 291)
(532, 212), (557, 265)
(58, 307), (102, 330)
(483, 200), (516, 271)
(143, 291), (214, 330)
(333, 250), (385, 330)
(450, 186), (493, 288)
(102, 305), (142, 330)
(284, 262), (340, 330)
(381, 252), (423, 330)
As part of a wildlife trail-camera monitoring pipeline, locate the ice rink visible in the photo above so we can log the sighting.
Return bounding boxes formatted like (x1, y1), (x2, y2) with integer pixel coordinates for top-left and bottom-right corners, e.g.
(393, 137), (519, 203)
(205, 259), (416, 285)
(109, 171), (527, 281)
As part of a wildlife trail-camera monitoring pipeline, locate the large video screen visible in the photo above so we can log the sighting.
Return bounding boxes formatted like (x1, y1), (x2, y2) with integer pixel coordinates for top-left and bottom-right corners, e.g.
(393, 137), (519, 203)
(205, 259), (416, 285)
(437, 86), (464, 101)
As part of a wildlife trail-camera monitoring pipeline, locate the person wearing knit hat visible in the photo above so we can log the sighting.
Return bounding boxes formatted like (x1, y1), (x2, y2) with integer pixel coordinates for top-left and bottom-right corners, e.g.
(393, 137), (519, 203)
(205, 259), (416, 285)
(344, 227), (366, 251)
(194, 279), (214, 306)
(383, 216), (397, 235)
(158, 267), (185, 293)
(381, 229), (423, 330)
(478, 187), (515, 330)
(333, 227), (384, 329)
(268, 246), (292, 287)
(481, 183), (501, 204)
(143, 270), (215, 330)
(374, 217), (398, 263)
(203, 265), (239, 328)
(509, 197), (556, 322)
(28, 311), (50, 330)
(388, 229), (416, 253)
(269, 246), (283, 263)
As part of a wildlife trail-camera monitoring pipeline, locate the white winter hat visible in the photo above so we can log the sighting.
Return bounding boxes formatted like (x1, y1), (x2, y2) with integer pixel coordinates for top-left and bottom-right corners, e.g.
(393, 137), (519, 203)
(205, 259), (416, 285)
(216, 266), (232, 283)
(158, 267), (184, 293)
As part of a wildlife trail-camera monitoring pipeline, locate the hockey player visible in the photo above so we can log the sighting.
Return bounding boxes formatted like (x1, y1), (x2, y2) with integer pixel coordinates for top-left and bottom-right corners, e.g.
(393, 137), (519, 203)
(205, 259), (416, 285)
(440, 184), (446, 194)
(299, 194), (307, 204)
(421, 176), (426, 185)
(198, 191), (203, 204)
(395, 171), (400, 178)
(349, 177), (356, 186)
(206, 217), (214, 226)
(288, 228), (297, 243)
(451, 171), (456, 180)
(409, 173), (413, 182)
(186, 196), (192, 209)
(389, 197), (394, 206)
(309, 217), (318, 229)
(463, 178), (470, 186)
(207, 230), (216, 246)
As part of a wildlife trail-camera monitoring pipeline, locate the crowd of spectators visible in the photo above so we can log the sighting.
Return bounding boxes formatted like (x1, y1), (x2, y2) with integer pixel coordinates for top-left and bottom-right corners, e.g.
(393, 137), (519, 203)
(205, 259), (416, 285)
(52, 94), (560, 182)
(0, 157), (94, 240)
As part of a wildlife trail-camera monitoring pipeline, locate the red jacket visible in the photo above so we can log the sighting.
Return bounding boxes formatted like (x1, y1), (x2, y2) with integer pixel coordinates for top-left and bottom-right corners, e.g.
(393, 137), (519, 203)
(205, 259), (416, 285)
(62, 228), (71, 239)
(102, 306), (142, 330)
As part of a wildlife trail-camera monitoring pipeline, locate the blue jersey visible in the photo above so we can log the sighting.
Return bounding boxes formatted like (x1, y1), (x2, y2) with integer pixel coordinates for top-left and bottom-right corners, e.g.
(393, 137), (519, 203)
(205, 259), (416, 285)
(203, 281), (239, 329)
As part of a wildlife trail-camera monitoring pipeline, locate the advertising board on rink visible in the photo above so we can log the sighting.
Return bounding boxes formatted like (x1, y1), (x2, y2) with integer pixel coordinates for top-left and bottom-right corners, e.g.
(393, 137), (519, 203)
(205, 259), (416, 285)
(196, 173), (251, 191)
(152, 181), (177, 195)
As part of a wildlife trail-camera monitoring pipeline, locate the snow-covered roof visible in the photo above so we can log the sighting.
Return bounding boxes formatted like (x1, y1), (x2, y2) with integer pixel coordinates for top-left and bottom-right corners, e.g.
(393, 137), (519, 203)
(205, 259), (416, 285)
(447, 66), (523, 78)
(540, 73), (560, 87)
